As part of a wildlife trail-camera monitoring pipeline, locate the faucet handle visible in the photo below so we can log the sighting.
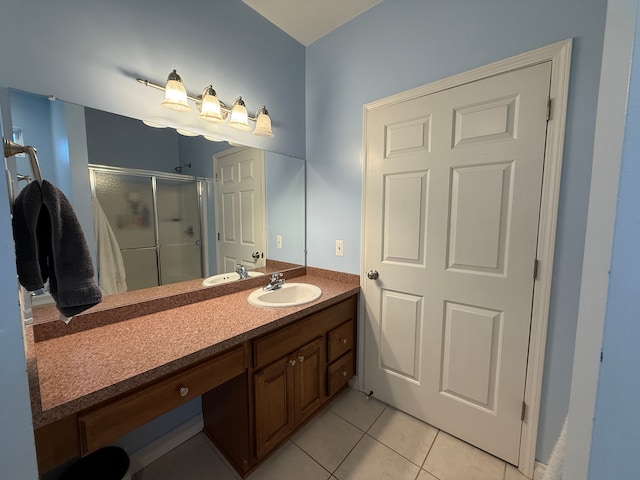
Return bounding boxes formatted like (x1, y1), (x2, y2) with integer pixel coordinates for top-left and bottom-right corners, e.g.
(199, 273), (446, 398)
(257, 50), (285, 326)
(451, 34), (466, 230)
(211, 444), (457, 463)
(270, 272), (283, 282)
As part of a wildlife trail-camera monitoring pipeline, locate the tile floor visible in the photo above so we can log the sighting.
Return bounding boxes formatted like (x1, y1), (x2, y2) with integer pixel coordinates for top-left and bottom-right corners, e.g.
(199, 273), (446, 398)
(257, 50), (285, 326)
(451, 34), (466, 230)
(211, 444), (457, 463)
(134, 388), (529, 480)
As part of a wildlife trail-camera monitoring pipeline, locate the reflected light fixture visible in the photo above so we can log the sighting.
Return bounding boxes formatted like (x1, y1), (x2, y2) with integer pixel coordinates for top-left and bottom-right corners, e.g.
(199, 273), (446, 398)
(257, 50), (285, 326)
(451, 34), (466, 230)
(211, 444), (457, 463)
(142, 120), (167, 128)
(137, 69), (273, 137)
(176, 129), (199, 137)
(204, 135), (225, 142)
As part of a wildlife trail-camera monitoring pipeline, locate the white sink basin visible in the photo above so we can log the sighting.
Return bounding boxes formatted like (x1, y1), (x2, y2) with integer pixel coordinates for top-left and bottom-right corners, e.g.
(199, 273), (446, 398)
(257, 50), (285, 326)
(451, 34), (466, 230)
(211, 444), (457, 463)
(248, 283), (322, 308)
(202, 271), (263, 287)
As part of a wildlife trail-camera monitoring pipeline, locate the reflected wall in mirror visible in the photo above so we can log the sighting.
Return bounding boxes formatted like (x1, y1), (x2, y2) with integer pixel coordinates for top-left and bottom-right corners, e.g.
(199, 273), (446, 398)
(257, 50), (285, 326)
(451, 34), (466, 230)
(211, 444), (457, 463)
(8, 89), (305, 302)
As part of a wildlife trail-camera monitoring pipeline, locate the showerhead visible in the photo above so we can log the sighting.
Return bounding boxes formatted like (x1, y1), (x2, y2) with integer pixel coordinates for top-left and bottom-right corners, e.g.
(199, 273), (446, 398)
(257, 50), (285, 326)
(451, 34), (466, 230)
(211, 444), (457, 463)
(174, 163), (192, 173)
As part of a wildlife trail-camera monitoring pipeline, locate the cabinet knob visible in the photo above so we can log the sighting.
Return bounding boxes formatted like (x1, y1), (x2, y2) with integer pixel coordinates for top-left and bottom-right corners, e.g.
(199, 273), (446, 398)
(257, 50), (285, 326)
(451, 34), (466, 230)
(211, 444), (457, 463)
(298, 355), (305, 362)
(289, 359), (296, 367)
(340, 338), (348, 344)
(179, 386), (189, 397)
(341, 370), (348, 377)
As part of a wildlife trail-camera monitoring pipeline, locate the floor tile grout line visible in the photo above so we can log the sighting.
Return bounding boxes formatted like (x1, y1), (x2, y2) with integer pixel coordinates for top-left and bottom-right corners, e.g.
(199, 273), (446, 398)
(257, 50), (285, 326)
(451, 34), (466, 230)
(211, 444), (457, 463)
(288, 440), (333, 479)
(327, 426), (371, 477)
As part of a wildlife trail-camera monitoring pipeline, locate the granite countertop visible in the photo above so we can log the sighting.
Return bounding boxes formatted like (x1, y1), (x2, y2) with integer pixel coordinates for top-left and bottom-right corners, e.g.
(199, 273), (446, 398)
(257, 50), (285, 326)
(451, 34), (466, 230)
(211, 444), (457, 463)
(27, 269), (360, 429)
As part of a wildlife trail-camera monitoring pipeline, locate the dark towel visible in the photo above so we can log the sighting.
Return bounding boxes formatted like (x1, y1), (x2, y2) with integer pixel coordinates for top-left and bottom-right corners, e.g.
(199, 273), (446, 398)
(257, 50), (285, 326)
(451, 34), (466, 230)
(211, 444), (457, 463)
(12, 180), (102, 317)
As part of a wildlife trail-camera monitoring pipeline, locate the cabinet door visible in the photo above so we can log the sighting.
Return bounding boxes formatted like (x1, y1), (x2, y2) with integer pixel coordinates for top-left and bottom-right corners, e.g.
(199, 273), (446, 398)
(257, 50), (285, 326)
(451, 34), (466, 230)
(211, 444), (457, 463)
(294, 337), (323, 425)
(254, 357), (294, 458)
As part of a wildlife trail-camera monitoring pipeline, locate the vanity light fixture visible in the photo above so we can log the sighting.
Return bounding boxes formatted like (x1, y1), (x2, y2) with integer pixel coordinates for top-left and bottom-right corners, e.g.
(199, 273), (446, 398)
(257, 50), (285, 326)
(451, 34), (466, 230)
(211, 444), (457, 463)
(228, 97), (251, 131)
(254, 107), (274, 137)
(198, 86), (224, 123)
(160, 70), (191, 112)
(137, 69), (273, 137)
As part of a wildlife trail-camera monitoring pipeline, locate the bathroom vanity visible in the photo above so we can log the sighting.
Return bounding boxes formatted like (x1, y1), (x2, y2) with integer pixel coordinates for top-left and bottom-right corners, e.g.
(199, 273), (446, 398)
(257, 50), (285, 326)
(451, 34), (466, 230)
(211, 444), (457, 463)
(27, 268), (359, 477)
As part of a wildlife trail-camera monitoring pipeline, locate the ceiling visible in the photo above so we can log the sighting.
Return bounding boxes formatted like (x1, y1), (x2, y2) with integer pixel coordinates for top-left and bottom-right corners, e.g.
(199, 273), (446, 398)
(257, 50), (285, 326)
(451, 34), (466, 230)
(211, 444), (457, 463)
(242, 0), (382, 46)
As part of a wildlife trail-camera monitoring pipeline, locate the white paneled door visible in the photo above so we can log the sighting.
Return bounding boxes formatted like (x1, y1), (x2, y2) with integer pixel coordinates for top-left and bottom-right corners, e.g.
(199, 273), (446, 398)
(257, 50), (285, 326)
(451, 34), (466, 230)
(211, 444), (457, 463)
(363, 62), (552, 464)
(215, 147), (266, 274)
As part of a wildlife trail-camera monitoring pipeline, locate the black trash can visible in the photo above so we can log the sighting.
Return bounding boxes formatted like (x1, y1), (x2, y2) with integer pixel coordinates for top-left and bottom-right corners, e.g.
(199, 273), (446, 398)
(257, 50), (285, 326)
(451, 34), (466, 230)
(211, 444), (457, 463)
(60, 446), (130, 480)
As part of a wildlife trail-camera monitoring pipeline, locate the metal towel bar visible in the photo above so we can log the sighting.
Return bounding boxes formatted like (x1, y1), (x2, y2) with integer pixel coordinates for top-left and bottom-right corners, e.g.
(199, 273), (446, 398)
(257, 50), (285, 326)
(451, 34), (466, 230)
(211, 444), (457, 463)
(3, 137), (43, 185)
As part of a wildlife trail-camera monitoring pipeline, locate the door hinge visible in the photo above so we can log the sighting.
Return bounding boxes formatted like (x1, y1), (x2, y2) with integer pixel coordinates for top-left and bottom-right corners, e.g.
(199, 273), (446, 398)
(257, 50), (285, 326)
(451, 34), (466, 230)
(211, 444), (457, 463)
(215, 172), (219, 182)
(217, 232), (220, 241)
(600, 349), (604, 363)
(533, 259), (539, 280)
(546, 98), (552, 121)
(521, 401), (527, 422)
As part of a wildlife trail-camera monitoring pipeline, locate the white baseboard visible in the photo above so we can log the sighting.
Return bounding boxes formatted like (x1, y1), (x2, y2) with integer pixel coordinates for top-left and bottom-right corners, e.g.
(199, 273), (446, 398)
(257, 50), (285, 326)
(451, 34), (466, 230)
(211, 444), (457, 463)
(533, 461), (547, 480)
(122, 414), (204, 479)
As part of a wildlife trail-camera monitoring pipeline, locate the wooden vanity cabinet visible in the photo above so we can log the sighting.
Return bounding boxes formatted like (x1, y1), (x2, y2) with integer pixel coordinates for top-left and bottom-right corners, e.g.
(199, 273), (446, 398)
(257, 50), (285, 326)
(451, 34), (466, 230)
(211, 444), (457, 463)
(254, 337), (323, 458)
(203, 294), (357, 477)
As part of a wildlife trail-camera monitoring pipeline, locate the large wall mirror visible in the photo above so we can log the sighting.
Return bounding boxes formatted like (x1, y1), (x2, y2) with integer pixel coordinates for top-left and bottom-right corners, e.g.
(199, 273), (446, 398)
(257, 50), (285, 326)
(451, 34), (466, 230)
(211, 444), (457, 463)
(7, 89), (305, 308)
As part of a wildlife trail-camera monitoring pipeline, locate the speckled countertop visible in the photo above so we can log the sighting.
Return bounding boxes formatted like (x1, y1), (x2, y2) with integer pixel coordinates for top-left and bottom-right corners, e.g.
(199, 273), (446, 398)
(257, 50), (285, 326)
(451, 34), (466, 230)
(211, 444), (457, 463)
(27, 268), (359, 429)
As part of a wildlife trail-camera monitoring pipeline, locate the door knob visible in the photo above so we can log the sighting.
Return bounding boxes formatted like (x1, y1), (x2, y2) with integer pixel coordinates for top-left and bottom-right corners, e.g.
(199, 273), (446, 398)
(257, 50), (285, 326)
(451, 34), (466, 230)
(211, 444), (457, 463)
(367, 269), (379, 280)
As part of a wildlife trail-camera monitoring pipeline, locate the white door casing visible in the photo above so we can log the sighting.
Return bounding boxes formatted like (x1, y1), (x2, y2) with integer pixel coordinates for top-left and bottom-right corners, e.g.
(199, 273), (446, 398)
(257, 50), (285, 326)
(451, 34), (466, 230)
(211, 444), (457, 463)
(360, 40), (572, 477)
(215, 147), (266, 274)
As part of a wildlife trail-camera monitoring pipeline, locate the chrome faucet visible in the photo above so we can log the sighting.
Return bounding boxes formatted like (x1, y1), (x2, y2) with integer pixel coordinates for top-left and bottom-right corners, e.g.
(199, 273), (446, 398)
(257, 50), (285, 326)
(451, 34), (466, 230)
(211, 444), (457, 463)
(236, 264), (248, 279)
(263, 272), (285, 291)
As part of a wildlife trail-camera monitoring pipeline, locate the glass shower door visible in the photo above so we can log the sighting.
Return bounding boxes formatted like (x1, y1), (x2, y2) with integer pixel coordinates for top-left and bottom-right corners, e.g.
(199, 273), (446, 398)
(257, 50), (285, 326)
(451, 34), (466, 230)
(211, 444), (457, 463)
(156, 178), (203, 284)
(93, 171), (159, 290)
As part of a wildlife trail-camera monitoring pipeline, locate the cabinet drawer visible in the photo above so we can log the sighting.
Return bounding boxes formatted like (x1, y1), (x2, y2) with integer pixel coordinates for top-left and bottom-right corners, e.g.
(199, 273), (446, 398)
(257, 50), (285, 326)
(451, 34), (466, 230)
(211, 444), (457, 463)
(327, 350), (354, 397)
(327, 320), (354, 364)
(253, 297), (356, 370)
(79, 344), (246, 455)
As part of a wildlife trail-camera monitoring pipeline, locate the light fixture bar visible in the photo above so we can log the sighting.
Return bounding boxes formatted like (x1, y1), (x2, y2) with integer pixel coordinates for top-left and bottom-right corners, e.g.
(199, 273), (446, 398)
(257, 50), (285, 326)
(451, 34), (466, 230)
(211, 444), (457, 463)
(136, 77), (260, 121)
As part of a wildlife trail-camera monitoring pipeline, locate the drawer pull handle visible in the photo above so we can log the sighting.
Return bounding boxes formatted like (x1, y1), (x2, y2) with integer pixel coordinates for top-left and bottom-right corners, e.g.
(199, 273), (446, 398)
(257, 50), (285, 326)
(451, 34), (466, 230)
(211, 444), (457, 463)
(289, 359), (296, 367)
(340, 338), (348, 344)
(179, 386), (190, 397)
(341, 370), (348, 377)
(298, 355), (305, 362)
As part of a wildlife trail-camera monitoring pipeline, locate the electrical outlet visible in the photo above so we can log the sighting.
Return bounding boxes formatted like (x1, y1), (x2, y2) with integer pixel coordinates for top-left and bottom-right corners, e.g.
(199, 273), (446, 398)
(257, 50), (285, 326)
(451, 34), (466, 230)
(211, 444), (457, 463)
(336, 240), (344, 256)
(276, 235), (283, 249)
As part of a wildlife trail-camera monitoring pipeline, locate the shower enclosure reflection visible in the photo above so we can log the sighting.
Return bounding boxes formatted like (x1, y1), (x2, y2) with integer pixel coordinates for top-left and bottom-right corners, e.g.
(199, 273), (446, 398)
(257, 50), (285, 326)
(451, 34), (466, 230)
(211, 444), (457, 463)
(92, 166), (205, 292)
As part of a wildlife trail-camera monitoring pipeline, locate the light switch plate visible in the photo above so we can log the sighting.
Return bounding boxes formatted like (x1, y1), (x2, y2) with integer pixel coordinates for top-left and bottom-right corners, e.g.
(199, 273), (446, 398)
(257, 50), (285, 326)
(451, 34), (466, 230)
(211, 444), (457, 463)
(336, 240), (344, 256)
(276, 235), (283, 249)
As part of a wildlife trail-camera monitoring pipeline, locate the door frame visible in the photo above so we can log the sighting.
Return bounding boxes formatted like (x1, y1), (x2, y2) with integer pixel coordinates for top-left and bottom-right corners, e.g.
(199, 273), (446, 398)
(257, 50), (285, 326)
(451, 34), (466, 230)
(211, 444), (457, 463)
(358, 39), (572, 478)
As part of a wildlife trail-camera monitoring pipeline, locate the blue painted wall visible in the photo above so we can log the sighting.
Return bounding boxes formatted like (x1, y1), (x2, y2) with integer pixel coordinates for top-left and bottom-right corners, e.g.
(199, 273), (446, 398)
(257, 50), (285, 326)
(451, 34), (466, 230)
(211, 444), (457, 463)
(305, 0), (607, 462)
(588, 5), (640, 478)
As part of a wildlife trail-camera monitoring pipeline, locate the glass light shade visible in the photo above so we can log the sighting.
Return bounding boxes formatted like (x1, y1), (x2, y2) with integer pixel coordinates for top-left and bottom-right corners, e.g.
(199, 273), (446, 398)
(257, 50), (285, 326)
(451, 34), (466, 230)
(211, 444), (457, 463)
(198, 89), (224, 123)
(161, 79), (191, 112)
(254, 109), (273, 137)
(176, 129), (199, 137)
(229, 99), (251, 131)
